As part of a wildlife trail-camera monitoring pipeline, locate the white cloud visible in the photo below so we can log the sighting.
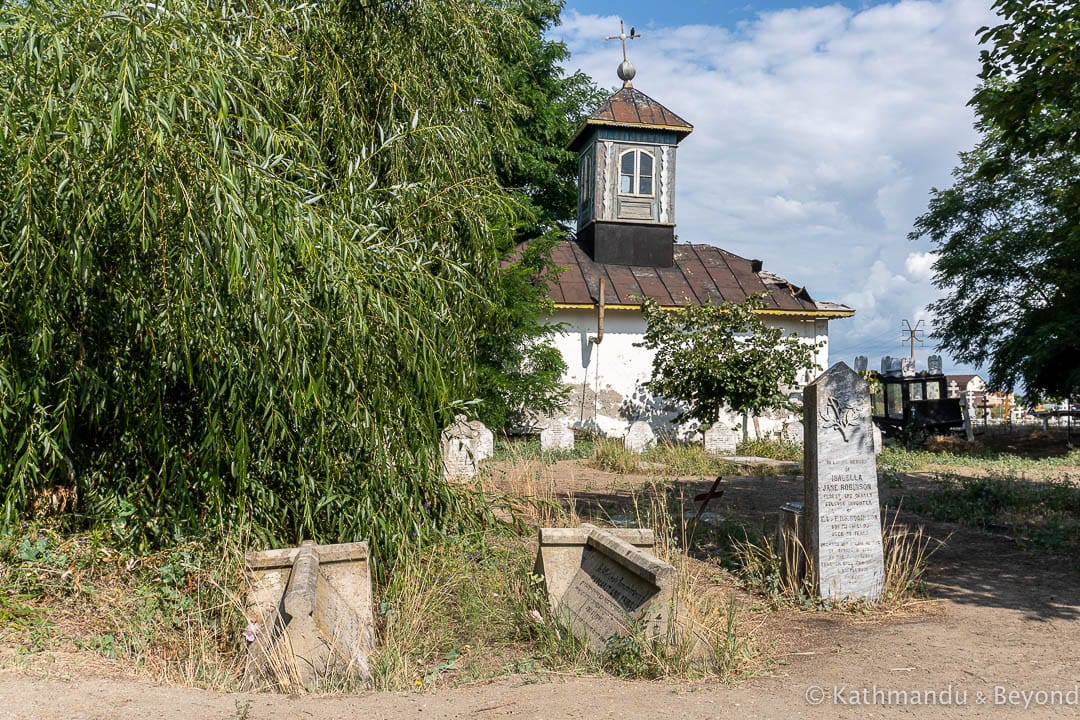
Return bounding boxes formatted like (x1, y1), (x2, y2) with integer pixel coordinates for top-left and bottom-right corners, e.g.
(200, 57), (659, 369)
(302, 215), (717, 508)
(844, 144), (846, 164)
(905, 251), (939, 281)
(555, 0), (995, 374)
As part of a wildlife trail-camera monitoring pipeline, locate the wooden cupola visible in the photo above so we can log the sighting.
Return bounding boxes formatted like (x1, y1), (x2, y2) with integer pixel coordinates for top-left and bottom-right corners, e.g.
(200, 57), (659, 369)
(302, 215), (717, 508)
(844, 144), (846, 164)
(568, 25), (693, 267)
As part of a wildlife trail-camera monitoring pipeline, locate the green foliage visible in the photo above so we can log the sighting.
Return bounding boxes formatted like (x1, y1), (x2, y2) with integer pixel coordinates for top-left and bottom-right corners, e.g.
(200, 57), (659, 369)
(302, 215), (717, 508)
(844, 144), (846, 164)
(736, 437), (803, 462)
(471, 0), (603, 431)
(637, 295), (822, 426)
(473, 232), (569, 430)
(912, 0), (1080, 399)
(892, 472), (1080, 555)
(0, 0), (549, 560)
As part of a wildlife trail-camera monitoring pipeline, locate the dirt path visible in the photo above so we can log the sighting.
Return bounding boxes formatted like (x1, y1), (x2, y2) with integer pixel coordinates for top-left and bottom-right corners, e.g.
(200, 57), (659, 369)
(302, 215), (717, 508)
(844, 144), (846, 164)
(3, 466), (1080, 719)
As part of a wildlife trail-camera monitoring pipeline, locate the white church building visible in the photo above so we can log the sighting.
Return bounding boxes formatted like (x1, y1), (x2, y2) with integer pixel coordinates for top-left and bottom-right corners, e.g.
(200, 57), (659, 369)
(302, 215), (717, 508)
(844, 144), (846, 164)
(539, 45), (853, 439)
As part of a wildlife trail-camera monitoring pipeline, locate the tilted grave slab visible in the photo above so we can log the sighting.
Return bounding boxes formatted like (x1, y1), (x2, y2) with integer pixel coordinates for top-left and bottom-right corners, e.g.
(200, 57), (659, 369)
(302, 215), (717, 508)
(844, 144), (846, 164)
(535, 524), (676, 652)
(243, 540), (374, 690)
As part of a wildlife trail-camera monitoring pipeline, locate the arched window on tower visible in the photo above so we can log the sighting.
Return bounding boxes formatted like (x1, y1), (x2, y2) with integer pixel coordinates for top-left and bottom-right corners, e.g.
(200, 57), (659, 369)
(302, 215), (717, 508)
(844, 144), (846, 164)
(619, 149), (654, 196)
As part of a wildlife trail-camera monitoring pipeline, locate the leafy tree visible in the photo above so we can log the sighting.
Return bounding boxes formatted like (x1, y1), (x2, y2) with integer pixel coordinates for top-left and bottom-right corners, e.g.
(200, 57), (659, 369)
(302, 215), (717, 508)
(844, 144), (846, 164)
(0, 0), (545, 560)
(911, 0), (1080, 399)
(636, 296), (822, 428)
(471, 0), (605, 430)
(911, 132), (1079, 398)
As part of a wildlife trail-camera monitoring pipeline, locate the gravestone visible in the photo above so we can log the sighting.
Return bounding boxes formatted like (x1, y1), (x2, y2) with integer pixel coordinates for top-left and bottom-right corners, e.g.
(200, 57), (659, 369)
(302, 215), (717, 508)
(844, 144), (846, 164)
(535, 524), (676, 651)
(927, 354), (943, 375)
(540, 420), (575, 452)
(872, 422), (883, 455)
(880, 356), (893, 374)
(783, 420), (804, 445)
(703, 424), (739, 454)
(441, 415), (494, 479)
(803, 362), (885, 601)
(853, 355), (868, 374)
(624, 420), (656, 453)
(900, 357), (915, 377)
(244, 541), (374, 690)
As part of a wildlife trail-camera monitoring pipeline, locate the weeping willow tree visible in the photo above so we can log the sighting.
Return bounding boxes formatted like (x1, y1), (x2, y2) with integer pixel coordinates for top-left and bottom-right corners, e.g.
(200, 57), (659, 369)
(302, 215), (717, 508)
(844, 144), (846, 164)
(0, 0), (539, 562)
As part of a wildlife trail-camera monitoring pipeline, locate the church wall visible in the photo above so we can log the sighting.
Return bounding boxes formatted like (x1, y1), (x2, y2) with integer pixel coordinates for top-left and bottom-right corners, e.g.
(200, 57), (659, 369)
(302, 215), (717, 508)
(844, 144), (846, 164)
(548, 307), (830, 441)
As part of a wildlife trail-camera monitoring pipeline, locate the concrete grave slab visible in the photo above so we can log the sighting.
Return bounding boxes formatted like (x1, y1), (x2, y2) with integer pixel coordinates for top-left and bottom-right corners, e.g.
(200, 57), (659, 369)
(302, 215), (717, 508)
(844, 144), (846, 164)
(535, 524), (676, 652)
(243, 540), (374, 690)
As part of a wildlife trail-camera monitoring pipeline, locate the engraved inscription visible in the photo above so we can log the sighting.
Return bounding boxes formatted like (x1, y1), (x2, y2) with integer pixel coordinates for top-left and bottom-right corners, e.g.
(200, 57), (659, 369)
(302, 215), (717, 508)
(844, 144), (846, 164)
(559, 545), (659, 649)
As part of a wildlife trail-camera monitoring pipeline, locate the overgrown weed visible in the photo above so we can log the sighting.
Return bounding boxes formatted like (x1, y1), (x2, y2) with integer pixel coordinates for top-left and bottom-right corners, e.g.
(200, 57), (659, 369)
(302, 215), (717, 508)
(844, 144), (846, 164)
(734, 510), (939, 611)
(891, 472), (1080, 555)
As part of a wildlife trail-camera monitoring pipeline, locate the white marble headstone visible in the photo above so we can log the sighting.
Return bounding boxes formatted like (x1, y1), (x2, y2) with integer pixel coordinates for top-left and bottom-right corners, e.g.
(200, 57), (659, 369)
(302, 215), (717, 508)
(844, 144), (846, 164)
(704, 424), (739, 455)
(624, 420), (656, 453)
(440, 415), (494, 479)
(803, 363), (885, 601)
(540, 420), (575, 451)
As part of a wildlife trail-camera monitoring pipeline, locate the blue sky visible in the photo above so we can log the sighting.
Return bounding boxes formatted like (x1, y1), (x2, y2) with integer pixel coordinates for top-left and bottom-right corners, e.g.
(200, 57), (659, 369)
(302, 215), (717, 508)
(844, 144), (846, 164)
(556, 0), (999, 378)
(564, 0), (882, 28)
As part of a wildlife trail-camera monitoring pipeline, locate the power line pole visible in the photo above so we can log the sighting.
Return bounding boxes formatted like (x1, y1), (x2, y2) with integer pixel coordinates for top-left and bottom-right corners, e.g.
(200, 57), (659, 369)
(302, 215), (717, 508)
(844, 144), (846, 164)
(901, 320), (925, 360)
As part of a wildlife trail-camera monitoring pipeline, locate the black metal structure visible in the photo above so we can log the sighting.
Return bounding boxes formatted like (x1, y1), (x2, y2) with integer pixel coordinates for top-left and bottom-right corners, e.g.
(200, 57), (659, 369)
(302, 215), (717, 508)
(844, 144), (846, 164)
(870, 372), (963, 437)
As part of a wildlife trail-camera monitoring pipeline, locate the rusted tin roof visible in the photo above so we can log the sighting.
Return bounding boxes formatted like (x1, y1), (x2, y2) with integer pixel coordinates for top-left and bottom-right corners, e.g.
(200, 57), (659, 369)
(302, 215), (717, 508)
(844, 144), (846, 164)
(543, 240), (852, 317)
(568, 87), (694, 150)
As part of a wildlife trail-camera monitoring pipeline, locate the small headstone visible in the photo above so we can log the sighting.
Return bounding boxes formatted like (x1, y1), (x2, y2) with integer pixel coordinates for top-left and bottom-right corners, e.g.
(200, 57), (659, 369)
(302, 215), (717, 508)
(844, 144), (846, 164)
(441, 415), (494, 479)
(880, 356), (892, 374)
(927, 354), (943, 375)
(624, 420), (656, 453)
(535, 524), (676, 651)
(872, 422), (883, 455)
(703, 424), (739, 454)
(900, 357), (915, 377)
(803, 362), (885, 601)
(540, 420), (575, 451)
(853, 355), (868, 374)
(244, 541), (374, 690)
(783, 420), (804, 445)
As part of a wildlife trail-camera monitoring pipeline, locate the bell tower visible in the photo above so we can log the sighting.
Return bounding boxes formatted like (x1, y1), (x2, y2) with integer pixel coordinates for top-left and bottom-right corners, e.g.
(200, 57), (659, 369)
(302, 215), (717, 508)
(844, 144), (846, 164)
(568, 21), (693, 267)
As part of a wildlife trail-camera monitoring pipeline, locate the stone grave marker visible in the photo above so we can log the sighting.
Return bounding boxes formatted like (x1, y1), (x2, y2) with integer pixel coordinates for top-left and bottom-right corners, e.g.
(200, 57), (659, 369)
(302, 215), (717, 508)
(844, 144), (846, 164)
(853, 355), (868, 374)
(880, 355), (893, 374)
(803, 362), (885, 601)
(872, 422), (883, 455)
(441, 415), (494, 479)
(244, 540), (374, 689)
(928, 354), (943, 375)
(540, 419), (575, 452)
(783, 420), (804, 445)
(535, 524), (676, 651)
(703, 424), (739, 454)
(900, 357), (915, 377)
(624, 420), (656, 453)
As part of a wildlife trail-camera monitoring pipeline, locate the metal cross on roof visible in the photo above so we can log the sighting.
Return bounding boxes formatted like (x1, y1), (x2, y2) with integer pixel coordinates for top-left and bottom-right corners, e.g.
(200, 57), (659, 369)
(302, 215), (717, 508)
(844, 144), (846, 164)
(605, 20), (641, 86)
(605, 20), (641, 63)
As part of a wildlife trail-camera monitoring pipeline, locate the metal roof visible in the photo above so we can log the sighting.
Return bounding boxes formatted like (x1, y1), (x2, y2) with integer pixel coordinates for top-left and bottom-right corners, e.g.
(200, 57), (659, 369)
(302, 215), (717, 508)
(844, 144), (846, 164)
(568, 87), (694, 150)
(543, 240), (853, 317)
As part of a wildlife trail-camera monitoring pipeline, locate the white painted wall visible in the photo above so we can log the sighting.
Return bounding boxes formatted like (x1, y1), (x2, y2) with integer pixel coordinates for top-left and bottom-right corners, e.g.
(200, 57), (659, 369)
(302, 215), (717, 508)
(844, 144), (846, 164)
(549, 307), (831, 440)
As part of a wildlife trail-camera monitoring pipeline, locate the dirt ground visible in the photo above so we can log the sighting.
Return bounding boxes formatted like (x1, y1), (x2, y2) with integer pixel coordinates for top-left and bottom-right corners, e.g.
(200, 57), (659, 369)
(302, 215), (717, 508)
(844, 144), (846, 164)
(3, 454), (1080, 719)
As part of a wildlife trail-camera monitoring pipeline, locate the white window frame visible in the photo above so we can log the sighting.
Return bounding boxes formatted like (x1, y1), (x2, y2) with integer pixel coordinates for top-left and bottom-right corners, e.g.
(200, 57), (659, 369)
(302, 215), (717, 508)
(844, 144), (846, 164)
(618, 148), (655, 197)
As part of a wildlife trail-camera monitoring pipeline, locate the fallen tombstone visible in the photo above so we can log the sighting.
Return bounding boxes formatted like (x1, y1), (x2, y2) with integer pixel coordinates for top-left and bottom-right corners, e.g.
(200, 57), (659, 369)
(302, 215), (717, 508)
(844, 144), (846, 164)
(534, 524), (676, 652)
(243, 540), (374, 690)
